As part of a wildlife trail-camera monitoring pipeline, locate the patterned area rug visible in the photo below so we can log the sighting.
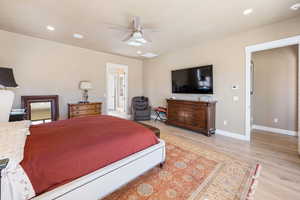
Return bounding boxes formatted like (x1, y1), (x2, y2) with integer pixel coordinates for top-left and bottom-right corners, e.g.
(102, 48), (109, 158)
(103, 134), (260, 200)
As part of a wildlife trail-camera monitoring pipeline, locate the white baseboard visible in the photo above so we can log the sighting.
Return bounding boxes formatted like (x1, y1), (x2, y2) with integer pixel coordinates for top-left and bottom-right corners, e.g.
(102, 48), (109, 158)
(252, 125), (297, 136)
(151, 116), (250, 141)
(215, 129), (250, 141)
(153, 118), (250, 141)
(108, 112), (131, 120)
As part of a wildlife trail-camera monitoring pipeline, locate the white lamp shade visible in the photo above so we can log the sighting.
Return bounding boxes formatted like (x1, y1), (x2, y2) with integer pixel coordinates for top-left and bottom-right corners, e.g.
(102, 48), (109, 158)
(79, 81), (92, 90)
(0, 90), (14, 122)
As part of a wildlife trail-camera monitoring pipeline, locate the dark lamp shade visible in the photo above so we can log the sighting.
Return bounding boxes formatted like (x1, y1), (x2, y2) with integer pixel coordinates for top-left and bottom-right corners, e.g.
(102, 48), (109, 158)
(0, 67), (18, 87)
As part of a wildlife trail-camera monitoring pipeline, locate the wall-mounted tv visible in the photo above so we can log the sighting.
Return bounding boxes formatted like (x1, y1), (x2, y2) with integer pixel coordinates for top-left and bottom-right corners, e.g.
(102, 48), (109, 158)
(172, 65), (213, 94)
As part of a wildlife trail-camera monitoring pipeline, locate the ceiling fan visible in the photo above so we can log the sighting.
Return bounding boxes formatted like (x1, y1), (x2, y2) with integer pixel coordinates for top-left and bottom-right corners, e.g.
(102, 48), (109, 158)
(109, 16), (156, 47)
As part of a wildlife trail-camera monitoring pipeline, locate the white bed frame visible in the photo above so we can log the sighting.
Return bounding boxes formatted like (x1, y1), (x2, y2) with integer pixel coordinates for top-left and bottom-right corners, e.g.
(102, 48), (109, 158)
(32, 139), (165, 200)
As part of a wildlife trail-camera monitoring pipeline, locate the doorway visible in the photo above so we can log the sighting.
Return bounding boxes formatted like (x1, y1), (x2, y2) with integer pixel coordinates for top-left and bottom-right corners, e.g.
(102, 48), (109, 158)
(251, 45), (298, 135)
(106, 63), (128, 118)
(245, 36), (300, 153)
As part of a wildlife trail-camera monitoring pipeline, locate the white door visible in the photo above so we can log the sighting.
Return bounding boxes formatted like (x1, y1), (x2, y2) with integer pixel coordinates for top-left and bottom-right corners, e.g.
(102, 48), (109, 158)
(107, 73), (116, 110)
(116, 73), (126, 112)
(106, 63), (128, 115)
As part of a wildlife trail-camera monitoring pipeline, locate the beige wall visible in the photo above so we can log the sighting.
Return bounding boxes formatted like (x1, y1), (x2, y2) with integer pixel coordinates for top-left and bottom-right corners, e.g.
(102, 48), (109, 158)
(252, 46), (298, 131)
(0, 30), (143, 119)
(143, 16), (300, 136)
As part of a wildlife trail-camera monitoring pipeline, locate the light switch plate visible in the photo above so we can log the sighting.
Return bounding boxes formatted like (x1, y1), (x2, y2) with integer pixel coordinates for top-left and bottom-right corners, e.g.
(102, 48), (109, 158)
(233, 96), (239, 101)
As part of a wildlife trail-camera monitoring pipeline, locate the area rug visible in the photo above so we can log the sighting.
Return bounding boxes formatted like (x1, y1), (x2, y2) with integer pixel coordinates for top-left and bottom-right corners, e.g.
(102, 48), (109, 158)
(103, 134), (261, 200)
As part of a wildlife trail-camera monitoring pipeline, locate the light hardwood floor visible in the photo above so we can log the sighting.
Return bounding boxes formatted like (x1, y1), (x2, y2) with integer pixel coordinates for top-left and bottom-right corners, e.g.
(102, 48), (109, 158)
(143, 120), (300, 200)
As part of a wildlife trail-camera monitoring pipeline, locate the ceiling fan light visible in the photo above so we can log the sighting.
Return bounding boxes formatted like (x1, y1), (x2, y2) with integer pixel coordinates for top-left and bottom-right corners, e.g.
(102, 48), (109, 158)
(135, 37), (147, 43)
(126, 40), (142, 46)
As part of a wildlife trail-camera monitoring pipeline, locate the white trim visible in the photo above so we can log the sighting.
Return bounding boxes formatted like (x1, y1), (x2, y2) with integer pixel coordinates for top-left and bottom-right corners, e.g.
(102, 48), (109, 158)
(245, 35), (300, 141)
(215, 129), (250, 141)
(106, 63), (129, 115)
(32, 140), (166, 200)
(252, 125), (297, 136)
(298, 44), (300, 154)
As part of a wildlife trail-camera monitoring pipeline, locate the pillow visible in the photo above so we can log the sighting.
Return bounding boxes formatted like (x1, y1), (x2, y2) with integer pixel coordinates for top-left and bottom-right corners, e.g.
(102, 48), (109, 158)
(0, 121), (31, 165)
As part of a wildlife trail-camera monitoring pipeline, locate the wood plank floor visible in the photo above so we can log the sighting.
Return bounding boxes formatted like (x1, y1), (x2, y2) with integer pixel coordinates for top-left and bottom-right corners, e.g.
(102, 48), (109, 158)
(143, 120), (300, 200)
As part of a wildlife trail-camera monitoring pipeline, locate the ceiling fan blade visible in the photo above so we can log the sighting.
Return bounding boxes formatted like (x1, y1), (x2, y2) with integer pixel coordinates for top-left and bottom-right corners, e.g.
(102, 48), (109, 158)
(143, 28), (159, 33)
(104, 23), (132, 32)
(109, 27), (131, 32)
(122, 33), (133, 42)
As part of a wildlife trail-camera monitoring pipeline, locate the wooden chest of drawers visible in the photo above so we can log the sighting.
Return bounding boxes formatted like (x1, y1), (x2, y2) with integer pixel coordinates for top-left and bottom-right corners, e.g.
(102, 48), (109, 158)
(68, 102), (102, 119)
(166, 99), (216, 136)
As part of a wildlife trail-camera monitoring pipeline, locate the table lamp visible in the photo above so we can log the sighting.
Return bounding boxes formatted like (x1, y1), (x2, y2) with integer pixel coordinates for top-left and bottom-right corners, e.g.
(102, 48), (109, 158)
(0, 67), (18, 122)
(79, 81), (92, 103)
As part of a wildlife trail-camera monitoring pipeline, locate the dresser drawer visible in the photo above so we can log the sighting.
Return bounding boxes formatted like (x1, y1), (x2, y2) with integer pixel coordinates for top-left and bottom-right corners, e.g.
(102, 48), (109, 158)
(70, 110), (100, 117)
(71, 104), (100, 111)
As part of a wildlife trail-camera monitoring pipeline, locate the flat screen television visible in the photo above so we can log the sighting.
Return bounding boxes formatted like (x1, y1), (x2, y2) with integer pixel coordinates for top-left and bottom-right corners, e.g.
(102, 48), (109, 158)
(172, 65), (213, 94)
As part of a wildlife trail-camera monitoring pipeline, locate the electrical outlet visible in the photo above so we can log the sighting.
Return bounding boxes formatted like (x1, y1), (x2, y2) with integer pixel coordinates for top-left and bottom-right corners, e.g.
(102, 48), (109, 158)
(224, 120), (228, 125)
(232, 85), (239, 90)
(274, 118), (279, 123)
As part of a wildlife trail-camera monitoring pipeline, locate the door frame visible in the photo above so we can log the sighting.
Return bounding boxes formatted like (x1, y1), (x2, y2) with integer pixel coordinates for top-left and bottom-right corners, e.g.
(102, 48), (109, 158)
(245, 35), (300, 142)
(106, 63), (129, 114)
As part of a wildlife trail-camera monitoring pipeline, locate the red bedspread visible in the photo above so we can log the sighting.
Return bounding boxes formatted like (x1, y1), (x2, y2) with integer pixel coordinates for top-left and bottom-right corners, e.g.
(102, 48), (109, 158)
(20, 115), (158, 195)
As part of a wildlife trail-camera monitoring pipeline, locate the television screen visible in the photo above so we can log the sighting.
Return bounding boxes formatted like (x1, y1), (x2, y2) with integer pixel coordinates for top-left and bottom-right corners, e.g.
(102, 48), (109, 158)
(172, 65), (213, 94)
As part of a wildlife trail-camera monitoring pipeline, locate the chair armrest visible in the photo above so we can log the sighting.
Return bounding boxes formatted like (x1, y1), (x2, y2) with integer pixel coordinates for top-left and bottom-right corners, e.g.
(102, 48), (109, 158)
(131, 106), (136, 114)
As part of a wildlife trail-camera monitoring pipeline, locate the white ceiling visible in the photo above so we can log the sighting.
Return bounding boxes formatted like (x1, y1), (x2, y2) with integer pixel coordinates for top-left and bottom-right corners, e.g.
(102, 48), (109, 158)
(0, 0), (299, 59)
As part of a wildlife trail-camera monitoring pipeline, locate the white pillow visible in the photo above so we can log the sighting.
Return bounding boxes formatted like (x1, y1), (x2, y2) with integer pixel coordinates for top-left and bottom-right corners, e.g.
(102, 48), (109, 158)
(0, 121), (30, 164)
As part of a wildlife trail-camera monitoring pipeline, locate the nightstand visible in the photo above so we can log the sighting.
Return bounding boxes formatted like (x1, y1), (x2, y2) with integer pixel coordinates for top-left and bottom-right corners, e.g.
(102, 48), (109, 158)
(9, 112), (26, 122)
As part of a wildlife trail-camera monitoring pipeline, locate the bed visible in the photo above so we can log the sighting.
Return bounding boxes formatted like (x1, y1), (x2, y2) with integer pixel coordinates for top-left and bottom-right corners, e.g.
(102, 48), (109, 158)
(1, 115), (166, 200)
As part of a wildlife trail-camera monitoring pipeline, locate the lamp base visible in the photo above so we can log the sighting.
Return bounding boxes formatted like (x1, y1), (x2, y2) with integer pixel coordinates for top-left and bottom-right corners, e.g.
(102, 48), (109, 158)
(80, 90), (89, 104)
(78, 101), (90, 104)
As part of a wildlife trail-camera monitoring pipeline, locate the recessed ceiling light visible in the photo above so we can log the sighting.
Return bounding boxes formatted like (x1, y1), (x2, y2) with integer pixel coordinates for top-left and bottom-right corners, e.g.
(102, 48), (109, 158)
(73, 33), (84, 39)
(137, 50), (142, 55)
(141, 53), (158, 58)
(46, 25), (55, 31)
(243, 8), (253, 15)
(290, 3), (300, 10)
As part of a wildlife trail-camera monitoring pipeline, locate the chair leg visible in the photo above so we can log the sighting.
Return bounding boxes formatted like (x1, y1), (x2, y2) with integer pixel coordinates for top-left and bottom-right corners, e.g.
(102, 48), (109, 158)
(154, 111), (160, 121)
(157, 112), (166, 121)
(159, 162), (165, 168)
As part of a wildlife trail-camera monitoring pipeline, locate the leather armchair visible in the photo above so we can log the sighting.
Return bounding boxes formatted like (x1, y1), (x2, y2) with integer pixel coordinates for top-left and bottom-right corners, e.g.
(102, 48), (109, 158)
(131, 96), (151, 121)
(0, 90), (14, 122)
